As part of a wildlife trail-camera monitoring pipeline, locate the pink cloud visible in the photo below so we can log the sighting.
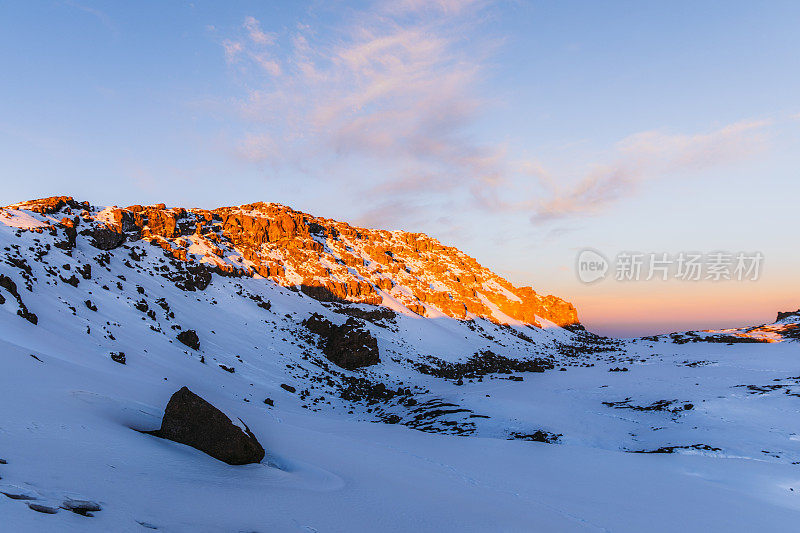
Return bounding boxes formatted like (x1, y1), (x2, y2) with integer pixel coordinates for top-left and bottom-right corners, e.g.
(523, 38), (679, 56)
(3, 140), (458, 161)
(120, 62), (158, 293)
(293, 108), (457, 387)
(221, 4), (501, 205)
(529, 119), (773, 223)
(222, 39), (243, 63)
(244, 16), (276, 46)
(217, 6), (779, 230)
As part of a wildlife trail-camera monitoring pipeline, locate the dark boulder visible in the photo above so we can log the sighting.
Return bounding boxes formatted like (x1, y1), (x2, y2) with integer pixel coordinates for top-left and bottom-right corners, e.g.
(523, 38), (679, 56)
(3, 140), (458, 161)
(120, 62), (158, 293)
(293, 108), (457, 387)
(177, 329), (200, 350)
(89, 225), (125, 250)
(303, 313), (380, 370)
(148, 387), (265, 465)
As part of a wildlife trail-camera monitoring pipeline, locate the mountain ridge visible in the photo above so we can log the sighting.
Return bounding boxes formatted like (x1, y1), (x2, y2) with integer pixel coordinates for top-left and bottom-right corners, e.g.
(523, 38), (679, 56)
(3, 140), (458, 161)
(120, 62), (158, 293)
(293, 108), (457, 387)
(3, 195), (579, 329)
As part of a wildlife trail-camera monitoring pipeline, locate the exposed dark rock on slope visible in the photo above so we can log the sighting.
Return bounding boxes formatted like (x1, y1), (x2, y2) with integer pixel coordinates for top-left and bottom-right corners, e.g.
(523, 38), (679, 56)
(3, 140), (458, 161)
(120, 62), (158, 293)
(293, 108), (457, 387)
(177, 329), (200, 350)
(303, 313), (380, 369)
(0, 273), (38, 324)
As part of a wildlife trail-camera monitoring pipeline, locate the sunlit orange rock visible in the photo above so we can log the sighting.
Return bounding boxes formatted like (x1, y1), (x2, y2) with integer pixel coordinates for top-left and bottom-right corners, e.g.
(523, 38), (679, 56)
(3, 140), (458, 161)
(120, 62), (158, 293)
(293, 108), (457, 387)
(7, 197), (580, 328)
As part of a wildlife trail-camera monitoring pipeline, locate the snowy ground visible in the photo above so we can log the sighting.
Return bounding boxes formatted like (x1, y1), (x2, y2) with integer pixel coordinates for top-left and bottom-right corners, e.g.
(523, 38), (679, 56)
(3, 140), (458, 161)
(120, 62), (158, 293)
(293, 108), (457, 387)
(1, 212), (799, 531)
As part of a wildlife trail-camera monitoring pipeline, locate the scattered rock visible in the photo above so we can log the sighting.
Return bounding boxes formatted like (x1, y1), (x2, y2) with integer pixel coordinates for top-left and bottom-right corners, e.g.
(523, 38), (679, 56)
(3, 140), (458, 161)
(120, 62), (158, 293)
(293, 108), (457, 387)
(669, 332), (767, 344)
(508, 430), (561, 443)
(602, 398), (692, 414)
(634, 443), (721, 454)
(415, 350), (552, 380)
(110, 351), (126, 365)
(146, 387), (265, 465)
(61, 498), (101, 517)
(280, 383), (296, 393)
(28, 503), (59, 514)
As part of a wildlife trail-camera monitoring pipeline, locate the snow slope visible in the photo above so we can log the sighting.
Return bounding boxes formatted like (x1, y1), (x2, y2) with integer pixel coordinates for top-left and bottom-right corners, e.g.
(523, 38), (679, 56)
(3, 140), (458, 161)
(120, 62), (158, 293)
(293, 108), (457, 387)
(1, 201), (799, 532)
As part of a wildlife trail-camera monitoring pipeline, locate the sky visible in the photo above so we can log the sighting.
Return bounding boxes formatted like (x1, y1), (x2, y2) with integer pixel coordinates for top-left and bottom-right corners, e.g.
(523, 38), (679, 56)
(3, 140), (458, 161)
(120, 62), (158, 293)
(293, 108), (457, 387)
(1, 0), (799, 336)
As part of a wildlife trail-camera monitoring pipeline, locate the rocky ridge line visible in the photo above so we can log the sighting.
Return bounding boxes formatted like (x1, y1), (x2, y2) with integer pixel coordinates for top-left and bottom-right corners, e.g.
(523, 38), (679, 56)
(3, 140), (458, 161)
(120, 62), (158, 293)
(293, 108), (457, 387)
(3, 196), (579, 328)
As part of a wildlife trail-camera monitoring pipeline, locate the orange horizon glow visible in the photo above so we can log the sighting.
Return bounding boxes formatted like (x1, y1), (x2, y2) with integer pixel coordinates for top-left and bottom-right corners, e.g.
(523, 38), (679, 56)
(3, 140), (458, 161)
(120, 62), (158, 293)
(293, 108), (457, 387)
(568, 276), (798, 337)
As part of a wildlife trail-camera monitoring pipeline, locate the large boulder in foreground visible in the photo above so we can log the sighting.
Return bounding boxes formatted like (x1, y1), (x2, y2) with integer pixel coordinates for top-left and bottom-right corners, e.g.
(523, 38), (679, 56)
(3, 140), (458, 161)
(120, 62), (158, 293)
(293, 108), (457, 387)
(148, 387), (265, 465)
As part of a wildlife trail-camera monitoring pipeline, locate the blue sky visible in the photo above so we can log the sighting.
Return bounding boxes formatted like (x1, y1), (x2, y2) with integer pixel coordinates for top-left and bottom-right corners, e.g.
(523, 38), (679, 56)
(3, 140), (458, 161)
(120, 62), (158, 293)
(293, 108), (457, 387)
(1, 0), (799, 335)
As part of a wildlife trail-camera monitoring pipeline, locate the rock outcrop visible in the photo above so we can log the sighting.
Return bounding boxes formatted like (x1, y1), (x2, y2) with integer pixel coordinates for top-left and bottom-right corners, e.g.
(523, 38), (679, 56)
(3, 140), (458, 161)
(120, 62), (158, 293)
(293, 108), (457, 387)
(303, 313), (380, 370)
(776, 309), (800, 322)
(148, 387), (265, 465)
(88, 225), (125, 250)
(3, 196), (580, 328)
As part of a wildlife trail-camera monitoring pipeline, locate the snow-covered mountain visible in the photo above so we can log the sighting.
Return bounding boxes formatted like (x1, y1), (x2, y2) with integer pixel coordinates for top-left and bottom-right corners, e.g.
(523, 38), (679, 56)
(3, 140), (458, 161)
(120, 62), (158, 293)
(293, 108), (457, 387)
(1, 196), (798, 532)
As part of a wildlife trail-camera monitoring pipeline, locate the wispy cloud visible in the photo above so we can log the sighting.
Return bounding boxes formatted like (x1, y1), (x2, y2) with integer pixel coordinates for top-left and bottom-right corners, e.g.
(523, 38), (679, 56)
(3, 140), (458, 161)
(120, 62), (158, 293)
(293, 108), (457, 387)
(217, 2), (778, 231)
(222, 40), (243, 63)
(63, 1), (118, 35)
(220, 1), (501, 215)
(527, 119), (772, 223)
(243, 16), (276, 46)
(224, 16), (280, 76)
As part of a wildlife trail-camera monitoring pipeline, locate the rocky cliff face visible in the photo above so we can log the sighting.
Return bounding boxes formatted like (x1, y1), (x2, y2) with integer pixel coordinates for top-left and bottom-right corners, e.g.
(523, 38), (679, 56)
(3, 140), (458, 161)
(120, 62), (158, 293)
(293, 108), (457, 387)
(3, 196), (579, 328)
